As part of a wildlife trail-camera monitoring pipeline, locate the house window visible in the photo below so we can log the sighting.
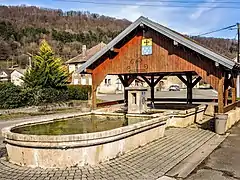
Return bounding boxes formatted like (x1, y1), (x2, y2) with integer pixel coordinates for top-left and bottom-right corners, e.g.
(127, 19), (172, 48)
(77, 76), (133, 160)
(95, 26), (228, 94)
(104, 78), (111, 86)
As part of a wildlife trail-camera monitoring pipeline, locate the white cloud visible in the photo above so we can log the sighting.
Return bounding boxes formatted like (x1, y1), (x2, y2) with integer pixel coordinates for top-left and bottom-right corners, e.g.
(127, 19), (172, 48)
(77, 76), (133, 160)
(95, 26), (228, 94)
(115, 5), (143, 22)
(190, 0), (217, 20)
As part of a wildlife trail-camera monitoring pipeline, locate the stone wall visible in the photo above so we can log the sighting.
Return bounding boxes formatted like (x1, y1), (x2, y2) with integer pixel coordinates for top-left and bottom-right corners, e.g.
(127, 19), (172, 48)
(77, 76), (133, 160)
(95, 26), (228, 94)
(2, 112), (167, 168)
(225, 107), (240, 131)
(166, 105), (206, 127)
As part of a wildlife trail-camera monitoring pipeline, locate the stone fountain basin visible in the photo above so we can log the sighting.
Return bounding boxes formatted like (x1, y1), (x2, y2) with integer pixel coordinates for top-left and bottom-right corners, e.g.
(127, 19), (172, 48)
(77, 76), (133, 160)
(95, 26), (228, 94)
(2, 112), (167, 168)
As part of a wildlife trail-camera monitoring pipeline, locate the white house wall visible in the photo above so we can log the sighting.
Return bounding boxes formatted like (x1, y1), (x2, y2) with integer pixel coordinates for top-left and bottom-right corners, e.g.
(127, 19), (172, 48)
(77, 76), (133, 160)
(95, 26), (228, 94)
(68, 64), (77, 73)
(11, 71), (24, 86)
(98, 75), (123, 94)
(237, 75), (240, 98)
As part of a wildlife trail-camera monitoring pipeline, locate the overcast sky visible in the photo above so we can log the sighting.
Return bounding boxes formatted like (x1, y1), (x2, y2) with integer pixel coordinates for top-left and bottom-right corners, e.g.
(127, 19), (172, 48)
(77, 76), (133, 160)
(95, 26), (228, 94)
(1, 0), (240, 38)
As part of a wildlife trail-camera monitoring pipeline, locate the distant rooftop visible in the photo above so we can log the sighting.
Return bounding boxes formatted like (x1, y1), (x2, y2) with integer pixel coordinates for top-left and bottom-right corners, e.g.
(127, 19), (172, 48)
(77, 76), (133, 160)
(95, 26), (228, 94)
(0, 69), (14, 76)
(65, 42), (106, 64)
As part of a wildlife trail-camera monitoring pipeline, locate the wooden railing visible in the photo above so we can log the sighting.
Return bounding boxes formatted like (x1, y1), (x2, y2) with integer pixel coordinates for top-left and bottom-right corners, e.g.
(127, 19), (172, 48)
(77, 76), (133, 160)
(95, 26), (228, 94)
(147, 98), (217, 103)
(96, 98), (218, 108)
(223, 101), (240, 113)
(97, 100), (124, 107)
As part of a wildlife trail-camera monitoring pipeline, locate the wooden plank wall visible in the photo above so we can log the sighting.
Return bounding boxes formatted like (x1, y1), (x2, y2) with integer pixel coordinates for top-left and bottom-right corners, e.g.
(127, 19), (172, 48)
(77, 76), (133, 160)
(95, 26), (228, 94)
(90, 28), (223, 91)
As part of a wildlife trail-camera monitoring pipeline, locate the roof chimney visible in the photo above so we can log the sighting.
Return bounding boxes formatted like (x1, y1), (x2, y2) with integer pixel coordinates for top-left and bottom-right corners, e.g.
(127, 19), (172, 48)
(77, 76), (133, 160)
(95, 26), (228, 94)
(82, 45), (87, 57)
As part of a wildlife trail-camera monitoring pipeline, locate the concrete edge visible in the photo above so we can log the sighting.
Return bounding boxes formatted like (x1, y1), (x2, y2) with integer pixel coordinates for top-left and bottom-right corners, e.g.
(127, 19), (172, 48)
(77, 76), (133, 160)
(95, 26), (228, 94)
(2, 113), (167, 148)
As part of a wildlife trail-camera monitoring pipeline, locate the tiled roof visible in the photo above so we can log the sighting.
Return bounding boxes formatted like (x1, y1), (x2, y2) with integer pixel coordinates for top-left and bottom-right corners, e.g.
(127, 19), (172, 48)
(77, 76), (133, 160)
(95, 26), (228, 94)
(65, 42), (106, 64)
(13, 69), (26, 74)
(0, 69), (14, 76)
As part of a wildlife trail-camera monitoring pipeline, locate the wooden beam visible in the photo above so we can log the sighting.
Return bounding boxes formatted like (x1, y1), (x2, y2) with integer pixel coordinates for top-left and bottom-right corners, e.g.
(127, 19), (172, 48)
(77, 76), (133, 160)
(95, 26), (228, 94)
(140, 75), (151, 86)
(186, 73), (193, 104)
(192, 76), (202, 88)
(123, 75), (129, 105)
(86, 69), (93, 74)
(224, 87), (229, 106)
(127, 75), (137, 86)
(118, 75), (127, 86)
(110, 47), (120, 53)
(232, 76), (237, 103)
(218, 76), (224, 113)
(151, 75), (155, 104)
(151, 75), (154, 85)
(177, 75), (187, 86)
(224, 75), (229, 106)
(118, 74), (136, 86)
(153, 75), (164, 86)
(224, 102), (235, 113)
(91, 86), (97, 110)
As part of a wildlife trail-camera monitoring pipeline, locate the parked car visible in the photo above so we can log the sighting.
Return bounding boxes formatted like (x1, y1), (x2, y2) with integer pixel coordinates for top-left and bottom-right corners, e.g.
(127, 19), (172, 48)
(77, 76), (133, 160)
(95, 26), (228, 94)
(169, 84), (180, 91)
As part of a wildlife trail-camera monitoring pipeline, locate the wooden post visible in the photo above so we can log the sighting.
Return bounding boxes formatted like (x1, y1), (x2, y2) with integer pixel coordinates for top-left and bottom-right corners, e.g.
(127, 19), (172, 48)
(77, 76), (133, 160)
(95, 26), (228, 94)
(224, 88), (229, 106)
(218, 76), (224, 113)
(91, 85), (97, 110)
(224, 75), (229, 106)
(232, 76), (237, 103)
(186, 73), (193, 104)
(151, 75), (155, 104)
(123, 75), (128, 105)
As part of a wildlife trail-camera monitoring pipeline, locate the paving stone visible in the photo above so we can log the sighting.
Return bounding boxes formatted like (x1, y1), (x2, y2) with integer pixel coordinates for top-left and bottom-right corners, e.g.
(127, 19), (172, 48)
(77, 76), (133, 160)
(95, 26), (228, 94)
(157, 176), (176, 180)
(0, 128), (220, 180)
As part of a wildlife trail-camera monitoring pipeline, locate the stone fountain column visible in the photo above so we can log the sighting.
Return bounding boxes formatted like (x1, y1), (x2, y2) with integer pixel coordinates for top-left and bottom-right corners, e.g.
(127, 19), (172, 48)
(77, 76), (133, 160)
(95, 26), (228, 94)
(125, 87), (147, 114)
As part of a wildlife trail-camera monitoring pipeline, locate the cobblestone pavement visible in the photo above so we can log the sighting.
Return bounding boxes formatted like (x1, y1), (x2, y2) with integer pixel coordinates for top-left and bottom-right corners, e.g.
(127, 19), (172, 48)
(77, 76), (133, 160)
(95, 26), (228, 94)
(0, 128), (217, 180)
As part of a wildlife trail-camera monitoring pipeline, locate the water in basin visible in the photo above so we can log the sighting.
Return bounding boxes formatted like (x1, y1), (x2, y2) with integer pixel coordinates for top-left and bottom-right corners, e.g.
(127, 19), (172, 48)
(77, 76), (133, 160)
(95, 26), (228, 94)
(11, 114), (131, 135)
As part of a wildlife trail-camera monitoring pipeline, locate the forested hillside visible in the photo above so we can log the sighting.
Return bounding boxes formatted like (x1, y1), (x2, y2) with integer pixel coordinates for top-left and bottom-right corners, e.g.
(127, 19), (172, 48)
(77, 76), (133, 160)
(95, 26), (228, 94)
(0, 5), (130, 68)
(0, 5), (238, 69)
(191, 36), (237, 60)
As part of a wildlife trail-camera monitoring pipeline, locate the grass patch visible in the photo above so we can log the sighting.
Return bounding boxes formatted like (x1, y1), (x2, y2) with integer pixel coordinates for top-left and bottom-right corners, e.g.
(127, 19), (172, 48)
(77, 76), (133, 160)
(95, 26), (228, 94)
(97, 99), (104, 103)
(0, 113), (31, 121)
(0, 107), (86, 121)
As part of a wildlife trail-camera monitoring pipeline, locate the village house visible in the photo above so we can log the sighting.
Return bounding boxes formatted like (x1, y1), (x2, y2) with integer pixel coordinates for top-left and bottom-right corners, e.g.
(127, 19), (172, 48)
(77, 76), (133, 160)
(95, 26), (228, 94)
(233, 56), (240, 98)
(0, 69), (26, 86)
(10, 69), (26, 86)
(0, 69), (13, 82)
(65, 43), (105, 86)
(66, 42), (125, 94)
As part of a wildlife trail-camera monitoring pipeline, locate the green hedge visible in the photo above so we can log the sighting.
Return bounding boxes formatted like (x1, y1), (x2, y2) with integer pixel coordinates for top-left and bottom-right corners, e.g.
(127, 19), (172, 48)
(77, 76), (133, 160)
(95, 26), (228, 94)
(22, 87), (69, 106)
(0, 83), (92, 109)
(0, 82), (25, 109)
(67, 85), (91, 100)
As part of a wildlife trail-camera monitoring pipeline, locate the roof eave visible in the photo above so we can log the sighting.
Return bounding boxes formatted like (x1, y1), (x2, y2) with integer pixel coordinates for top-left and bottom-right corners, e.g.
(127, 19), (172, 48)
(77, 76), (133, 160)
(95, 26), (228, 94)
(77, 17), (144, 73)
(77, 16), (235, 73)
(140, 18), (235, 69)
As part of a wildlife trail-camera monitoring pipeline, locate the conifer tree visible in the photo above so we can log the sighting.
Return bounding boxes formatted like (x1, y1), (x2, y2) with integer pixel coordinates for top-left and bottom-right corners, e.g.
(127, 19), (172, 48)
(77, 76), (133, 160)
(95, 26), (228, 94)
(23, 40), (68, 89)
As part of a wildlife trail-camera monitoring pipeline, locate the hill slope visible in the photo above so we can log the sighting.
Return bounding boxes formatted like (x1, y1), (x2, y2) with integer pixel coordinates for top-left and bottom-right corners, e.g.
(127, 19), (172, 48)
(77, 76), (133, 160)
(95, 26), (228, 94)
(0, 5), (238, 68)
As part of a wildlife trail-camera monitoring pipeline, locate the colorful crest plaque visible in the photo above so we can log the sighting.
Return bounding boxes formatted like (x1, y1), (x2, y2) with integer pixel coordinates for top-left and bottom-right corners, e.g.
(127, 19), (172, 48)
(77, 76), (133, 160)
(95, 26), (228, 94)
(141, 38), (152, 55)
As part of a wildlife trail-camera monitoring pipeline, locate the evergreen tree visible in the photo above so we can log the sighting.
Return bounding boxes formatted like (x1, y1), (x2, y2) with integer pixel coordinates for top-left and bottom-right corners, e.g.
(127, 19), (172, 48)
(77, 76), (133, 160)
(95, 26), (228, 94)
(23, 40), (68, 89)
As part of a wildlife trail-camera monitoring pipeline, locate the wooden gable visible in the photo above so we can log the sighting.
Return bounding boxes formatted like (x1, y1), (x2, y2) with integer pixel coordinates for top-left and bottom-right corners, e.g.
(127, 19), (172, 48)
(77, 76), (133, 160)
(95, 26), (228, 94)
(90, 28), (223, 91)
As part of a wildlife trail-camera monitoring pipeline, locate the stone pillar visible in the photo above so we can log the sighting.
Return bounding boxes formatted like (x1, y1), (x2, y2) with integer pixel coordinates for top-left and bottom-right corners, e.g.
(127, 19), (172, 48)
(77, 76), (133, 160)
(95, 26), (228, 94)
(126, 87), (147, 114)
